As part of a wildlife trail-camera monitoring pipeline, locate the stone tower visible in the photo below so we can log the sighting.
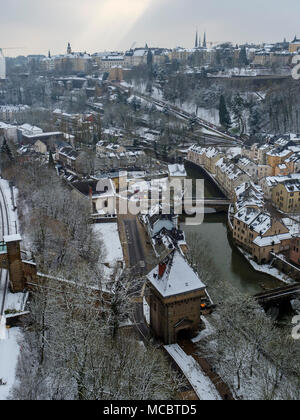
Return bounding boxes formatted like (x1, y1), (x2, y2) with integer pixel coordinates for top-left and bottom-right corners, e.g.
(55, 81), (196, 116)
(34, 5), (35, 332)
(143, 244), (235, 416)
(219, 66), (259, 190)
(3, 234), (25, 293)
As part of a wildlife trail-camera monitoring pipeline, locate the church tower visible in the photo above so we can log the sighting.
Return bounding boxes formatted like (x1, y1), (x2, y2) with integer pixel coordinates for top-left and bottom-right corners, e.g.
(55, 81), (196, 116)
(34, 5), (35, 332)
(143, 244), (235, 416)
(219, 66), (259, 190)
(203, 32), (207, 48)
(67, 42), (72, 55)
(195, 31), (198, 48)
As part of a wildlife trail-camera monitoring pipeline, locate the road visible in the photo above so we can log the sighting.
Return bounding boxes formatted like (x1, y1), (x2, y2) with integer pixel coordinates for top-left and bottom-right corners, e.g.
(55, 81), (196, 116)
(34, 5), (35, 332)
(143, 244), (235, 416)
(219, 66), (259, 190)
(123, 218), (145, 271)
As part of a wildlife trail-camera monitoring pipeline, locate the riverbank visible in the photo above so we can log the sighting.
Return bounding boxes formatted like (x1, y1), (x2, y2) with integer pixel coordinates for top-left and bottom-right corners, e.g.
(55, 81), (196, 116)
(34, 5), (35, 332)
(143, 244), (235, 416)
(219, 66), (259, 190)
(185, 160), (298, 288)
(237, 247), (294, 286)
(184, 165), (286, 295)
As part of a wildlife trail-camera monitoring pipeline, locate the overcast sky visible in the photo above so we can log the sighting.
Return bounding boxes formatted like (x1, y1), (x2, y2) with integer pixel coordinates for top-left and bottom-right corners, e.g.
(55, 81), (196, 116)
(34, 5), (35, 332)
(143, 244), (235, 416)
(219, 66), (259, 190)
(0, 0), (299, 56)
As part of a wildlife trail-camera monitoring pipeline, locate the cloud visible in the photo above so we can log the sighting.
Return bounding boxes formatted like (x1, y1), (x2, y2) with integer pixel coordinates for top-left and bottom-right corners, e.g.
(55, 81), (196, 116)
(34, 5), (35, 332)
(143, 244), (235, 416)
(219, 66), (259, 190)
(0, 0), (299, 55)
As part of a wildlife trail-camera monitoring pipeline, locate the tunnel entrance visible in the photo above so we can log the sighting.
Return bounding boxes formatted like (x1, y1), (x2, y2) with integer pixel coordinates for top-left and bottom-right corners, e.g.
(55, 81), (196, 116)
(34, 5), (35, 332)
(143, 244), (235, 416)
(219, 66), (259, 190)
(176, 328), (193, 342)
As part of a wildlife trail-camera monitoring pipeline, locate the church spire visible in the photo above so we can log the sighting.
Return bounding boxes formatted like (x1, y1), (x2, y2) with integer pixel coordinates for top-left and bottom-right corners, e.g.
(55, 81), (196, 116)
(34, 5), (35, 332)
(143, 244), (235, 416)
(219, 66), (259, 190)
(67, 42), (72, 54)
(195, 31), (198, 48)
(203, 32), (207, 48)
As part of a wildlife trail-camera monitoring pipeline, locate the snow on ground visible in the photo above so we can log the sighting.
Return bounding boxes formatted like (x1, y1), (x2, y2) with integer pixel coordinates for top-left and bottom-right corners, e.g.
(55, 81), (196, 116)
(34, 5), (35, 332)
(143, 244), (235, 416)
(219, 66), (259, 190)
(143, 297), (150, 325)
(92, 223), (124, 285)
(192, 316), (215, 344)
(92, 223), (123, 265)
(0, 327), (22, 400)
(164, 344), (221, 400)
(0, 316), (6, 340)
(238, 248), (294, 285)
(200, 127), (223, 137)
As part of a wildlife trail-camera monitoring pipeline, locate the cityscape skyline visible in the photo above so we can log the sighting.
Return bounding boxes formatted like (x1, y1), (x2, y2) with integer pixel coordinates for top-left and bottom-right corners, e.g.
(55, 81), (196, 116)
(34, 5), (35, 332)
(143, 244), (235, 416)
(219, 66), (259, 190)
(0, 0), (300, 56)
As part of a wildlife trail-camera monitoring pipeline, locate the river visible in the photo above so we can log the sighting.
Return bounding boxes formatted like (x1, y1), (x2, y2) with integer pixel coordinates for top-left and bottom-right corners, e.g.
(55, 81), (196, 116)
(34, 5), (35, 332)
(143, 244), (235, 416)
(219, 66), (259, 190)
(182, 162), (283, 295)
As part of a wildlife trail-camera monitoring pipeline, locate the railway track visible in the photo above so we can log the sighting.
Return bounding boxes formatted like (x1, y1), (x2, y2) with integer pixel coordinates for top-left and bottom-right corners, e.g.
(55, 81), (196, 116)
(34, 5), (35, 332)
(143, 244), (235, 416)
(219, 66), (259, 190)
(110, 81), (238, 143)
(0, 183), (10, 317)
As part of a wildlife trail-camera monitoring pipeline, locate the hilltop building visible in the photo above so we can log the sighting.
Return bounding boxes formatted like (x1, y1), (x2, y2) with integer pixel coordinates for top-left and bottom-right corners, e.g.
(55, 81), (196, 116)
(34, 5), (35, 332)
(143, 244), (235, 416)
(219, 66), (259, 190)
(289, 36), (300, 53)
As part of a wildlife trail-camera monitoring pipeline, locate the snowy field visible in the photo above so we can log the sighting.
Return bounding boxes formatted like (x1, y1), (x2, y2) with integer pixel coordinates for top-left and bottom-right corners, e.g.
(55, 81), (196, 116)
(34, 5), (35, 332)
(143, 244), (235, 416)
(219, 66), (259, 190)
(92, 223), (123, 266)
(164, 344), (221, 400)
(0, 327), (22, 400)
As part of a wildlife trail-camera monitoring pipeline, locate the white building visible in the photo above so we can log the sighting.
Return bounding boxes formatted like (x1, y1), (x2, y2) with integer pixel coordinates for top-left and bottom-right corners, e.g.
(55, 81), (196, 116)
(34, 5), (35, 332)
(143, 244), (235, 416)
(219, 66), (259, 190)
(0, 49), (6, 80)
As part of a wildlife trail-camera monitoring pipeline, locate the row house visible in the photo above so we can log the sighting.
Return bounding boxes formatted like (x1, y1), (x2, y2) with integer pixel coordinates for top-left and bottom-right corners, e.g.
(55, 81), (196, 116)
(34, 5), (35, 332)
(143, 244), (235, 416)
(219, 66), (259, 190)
(271, 179), (300, 213)
(56, 146), (78, 172)
(124, 48), (166, 68)
(215, 158), (250, 198)
(94, 54), (124, 70)
(187, 145), (206, 166)
(96, 141), (126, 155)
(242, 143), (272, 165)
(257, 164), (273, 180)
(0, 105), (30, 123)
(42, 53), (92, 73)
(234, 182), (264, 212)
(259, 174), (300, 199)
(266, 148), (293, 175)
(95, 150), (147, 171)
(232, 207), (290, 263)
(252, 232), (292, 264)
(187, 145), (224, 174)
(284, 152), (300, 173)
(234, 156), (258, 181)
(203, 148), (224, 174)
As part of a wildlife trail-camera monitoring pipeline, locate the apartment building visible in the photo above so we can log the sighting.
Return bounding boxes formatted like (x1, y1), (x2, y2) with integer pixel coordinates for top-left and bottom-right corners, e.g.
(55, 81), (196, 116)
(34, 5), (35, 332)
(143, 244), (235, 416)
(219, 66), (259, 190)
(232, 207), (290, 262)
(272, 179), (300, 213)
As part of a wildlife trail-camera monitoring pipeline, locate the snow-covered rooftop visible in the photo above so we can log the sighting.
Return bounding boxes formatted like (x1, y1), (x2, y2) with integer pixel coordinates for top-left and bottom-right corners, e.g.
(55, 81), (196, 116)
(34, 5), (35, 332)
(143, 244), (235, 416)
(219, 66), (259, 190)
(147, 250), (206, 298)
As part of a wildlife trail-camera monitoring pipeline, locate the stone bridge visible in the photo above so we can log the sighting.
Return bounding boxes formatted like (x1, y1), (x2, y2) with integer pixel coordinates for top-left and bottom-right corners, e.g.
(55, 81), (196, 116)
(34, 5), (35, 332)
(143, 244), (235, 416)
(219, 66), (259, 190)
(254, 283), (300, 309)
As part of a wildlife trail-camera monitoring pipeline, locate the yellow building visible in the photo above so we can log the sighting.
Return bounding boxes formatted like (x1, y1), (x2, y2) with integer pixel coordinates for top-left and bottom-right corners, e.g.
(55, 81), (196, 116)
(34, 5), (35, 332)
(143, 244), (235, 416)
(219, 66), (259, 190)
(266, 149), (293, 175)
(289, 37), (300, 53)
(272, 180), (300, 213)
(232, 207), (290, 262)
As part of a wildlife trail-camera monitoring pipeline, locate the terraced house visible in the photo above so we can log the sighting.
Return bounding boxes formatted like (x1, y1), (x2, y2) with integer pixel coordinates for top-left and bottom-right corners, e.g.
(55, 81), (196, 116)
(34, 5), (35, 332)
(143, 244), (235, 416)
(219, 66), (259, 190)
(232, 207), (290, 263)
(272, 179), (300, 213)
(215, 158), (250, 198)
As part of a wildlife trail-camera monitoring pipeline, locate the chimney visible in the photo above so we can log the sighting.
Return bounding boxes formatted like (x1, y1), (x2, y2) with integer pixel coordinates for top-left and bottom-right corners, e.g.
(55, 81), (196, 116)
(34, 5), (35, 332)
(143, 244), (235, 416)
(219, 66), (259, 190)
(158, 262), (167, 278)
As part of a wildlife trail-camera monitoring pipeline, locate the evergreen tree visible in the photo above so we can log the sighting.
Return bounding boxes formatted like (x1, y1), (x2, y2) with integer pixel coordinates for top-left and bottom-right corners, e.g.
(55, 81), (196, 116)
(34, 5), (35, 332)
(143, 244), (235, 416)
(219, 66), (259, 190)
(249, 106), (263, 136)
(203, 32), (207, 48)
(0, 138), (13, 161)
(147, 49), (153, 66)
(239, 46), (249, 66)
(48, 151), (55, 168)
(219, 95), (231, 129)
